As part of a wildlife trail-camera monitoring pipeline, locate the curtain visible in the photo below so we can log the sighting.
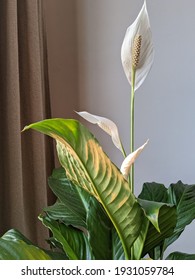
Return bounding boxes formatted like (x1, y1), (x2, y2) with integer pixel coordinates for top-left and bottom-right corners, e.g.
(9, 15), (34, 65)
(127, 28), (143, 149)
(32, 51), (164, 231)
(0, 0), (55, 247)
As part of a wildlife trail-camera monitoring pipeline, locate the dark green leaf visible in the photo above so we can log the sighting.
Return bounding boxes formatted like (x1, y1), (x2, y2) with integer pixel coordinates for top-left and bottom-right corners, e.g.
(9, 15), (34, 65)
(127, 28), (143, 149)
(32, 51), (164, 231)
(138, 182), (168, 203)
(166, 251), (195, 260)
(142, 204), (176, 257)
(86, 197), (112, 260)
(165, 181), (195, 248)
(138, 198), (175, 232)
(132, 215), (149, 260)
(138, 182), (177, 258)
(112, 228), (125, 260)
(39, 214), (92, 260)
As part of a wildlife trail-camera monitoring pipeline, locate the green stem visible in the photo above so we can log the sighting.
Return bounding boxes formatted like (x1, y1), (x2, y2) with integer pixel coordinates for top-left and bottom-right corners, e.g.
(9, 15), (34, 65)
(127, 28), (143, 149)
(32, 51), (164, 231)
(130, 67), (136, 194)
(130, 66), (136, 260)
(120, 141), (127, 158)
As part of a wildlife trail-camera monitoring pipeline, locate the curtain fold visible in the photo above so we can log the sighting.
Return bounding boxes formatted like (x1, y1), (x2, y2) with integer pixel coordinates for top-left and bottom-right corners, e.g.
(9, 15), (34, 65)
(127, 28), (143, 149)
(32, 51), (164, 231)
(0, 0), (55, 247)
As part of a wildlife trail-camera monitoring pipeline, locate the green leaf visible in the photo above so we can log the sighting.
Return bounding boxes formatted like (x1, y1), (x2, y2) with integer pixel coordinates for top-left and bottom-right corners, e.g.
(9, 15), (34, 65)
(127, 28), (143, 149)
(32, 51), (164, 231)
(39, 214), (92, 260)
(44, 250), (68, 260)
(0, 240), (52, 260)
(165, 181), (195, 248)
(112, 228), (125, 260)
(138, 182), (177, 258)
(47, 168), (121, 260)
(132, 215), (149, 260)
(138, 182), (168, 202)
(45, 168), (87, 228)
(86, 197), (113, 260)
(166, 251), (195, 260)
(138, 198), (175, 232)
(23, 118), (143, 259)
(0, 230), (51, 260)
(46, 167), (116, 259)
(1, 229), (33, 245)
(49, 167), (91, 210)
(142, 204), (176, 257)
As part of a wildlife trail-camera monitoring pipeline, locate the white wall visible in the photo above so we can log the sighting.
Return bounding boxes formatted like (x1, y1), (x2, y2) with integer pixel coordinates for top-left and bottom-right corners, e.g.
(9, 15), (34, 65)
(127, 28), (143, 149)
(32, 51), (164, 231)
(76, 0), (195, 255)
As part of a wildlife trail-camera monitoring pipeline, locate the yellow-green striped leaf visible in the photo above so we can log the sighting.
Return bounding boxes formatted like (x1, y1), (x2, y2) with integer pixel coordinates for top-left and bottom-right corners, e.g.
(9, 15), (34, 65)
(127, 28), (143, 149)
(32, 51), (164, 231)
(23, 118), (143, 259)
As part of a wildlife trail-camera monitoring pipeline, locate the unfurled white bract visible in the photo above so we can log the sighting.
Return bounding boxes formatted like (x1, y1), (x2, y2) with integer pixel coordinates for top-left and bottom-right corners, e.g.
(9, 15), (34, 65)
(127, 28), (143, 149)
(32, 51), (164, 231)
(121, 0), (154, 91)
(76, 111), (125, 155)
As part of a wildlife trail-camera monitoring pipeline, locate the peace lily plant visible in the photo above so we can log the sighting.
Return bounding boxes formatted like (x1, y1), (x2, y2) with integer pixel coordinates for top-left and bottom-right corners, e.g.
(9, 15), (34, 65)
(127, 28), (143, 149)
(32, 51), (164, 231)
(1, 0), (195, 260)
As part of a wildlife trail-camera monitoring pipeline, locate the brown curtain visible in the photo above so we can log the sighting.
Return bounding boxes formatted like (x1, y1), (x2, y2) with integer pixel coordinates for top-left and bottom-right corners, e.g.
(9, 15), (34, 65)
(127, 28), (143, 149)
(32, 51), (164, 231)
(0, 0), (55, 247)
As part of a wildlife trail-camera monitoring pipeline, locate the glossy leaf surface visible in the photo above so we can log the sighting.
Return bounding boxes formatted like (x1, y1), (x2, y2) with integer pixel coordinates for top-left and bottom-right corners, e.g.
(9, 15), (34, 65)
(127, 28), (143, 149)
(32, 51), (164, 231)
(166, 251), (195, 260)
(0, 230), (51, 260)
(165, 181), (195, 248)
(39, 215), (92, 260)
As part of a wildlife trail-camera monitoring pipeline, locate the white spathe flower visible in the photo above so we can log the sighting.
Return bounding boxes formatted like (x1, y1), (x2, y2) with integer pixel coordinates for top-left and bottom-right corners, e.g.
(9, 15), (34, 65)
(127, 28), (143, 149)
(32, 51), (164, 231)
(121, 0), (154, 91)
(76, 111), (124, 155)
(120, 139), (149, 180)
